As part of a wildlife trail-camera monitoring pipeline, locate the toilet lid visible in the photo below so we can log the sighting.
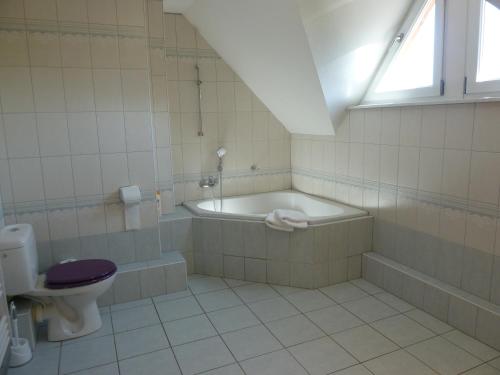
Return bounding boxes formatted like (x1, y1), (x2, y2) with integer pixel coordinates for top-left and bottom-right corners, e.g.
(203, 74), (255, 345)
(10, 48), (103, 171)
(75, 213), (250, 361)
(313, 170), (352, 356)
(45, 259), (117, 289)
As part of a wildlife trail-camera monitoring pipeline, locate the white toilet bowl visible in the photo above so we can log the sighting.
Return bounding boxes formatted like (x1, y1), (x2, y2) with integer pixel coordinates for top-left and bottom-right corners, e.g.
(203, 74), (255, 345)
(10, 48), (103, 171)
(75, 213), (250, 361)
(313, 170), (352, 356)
(28, 273), (116, 341)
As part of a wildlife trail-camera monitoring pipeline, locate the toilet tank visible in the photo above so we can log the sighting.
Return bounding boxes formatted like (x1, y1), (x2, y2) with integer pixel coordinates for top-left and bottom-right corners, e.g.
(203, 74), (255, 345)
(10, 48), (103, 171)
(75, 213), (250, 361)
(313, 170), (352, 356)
(0, 224), (38, 295)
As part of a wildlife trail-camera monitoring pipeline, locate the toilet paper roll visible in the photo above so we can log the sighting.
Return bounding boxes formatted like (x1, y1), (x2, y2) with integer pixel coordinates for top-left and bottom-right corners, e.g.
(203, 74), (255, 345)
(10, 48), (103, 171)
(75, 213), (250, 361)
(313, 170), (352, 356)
(119, 186), (142, 231)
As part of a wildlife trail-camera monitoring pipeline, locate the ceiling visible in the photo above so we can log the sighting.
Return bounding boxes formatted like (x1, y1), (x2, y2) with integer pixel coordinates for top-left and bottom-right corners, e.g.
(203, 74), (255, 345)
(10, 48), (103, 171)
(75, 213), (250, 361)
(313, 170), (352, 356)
(163, 0), (412, 135)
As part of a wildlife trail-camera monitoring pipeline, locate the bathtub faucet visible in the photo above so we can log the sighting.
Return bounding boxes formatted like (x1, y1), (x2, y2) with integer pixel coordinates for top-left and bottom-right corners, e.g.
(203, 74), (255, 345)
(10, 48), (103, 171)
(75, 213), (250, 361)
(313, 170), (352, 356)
(199, 175), (218, 188)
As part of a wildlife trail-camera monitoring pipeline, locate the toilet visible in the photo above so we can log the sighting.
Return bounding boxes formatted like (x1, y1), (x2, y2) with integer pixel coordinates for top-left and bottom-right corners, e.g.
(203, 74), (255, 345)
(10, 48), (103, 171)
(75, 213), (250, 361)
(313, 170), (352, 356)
(0, 224), (117, 341)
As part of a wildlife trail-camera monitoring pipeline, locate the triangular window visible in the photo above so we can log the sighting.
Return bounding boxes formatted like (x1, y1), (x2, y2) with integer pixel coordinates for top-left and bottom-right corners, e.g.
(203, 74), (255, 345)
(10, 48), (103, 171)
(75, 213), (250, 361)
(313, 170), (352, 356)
(364, 0), (445, 103)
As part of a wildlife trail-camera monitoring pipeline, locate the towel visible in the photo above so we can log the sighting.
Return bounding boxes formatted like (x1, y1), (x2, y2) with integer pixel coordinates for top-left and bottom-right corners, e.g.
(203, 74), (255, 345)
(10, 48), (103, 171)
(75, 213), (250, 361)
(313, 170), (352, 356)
(265, 209), (308, 232)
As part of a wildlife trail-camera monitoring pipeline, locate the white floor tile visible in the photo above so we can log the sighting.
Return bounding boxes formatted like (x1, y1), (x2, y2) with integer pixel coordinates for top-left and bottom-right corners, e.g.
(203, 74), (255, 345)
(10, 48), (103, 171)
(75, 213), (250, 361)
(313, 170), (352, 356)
(370, 315), (435, 347)
(200, 363), (245, 374)
(320, 282), (368, 303)
(240, 349), (308, 375)
(164, 314), (218, 346)
(196, 289), (243, 312)
(271, 284), (307, 296)
(114, 324), (169, 360)
(110, 298), (152, 312)
(374, 292), (414, 312)
(60, 335), (116, 374)
(8, 347), (60, 375)
(443, 330), (500, 361)
(63, 313), (113, 345)
(153, 289), (192, 303)
(224, 278), (252, 288)
(490, 357), (500, 370)
(233, 283), (280, 303)
(332, 365), (373, 375)
(463, 364), (500, 374)
(286, 290), (336, 313)
(266, 314), (325, 347)
(332, 325), (398, 362)
(405, 309), (453, 334)
(189, 276), (228, 294)
(306, 305), (364, 334)
(364, 350), (437, 375)
(111, 304), (160, 333)
(208, 305), (260, 333)
(173, 336), (235, 375)
(349, 279), (384, 295)
(288, 336), (358, 375)
(248, 297), (300, 322)
(156, 296), (203, 322)
(70, 363), (120, 375)
(407, 336), (483, 375)
(222, 325), (282, 361)
(342, 296), (398, 323)
(119, 348), (181, 375)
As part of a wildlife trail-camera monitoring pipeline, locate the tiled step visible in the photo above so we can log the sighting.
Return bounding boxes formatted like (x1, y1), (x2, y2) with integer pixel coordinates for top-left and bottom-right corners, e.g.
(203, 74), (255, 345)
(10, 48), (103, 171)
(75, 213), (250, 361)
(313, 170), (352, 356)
(363, 252), (500, 351)
(98, 251), (187, 306)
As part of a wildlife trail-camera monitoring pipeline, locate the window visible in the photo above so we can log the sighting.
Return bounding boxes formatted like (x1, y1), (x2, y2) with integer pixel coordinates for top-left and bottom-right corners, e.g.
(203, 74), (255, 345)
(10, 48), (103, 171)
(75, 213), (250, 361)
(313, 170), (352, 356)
(466, 0), (500, 95)
(363, 0), (445, 103)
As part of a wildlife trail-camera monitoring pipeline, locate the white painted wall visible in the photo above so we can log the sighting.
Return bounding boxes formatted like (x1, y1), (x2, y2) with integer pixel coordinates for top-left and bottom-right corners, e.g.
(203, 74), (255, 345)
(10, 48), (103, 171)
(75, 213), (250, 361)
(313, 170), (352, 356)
(163, 0), (411, 134)
(165, 0), (334, 135)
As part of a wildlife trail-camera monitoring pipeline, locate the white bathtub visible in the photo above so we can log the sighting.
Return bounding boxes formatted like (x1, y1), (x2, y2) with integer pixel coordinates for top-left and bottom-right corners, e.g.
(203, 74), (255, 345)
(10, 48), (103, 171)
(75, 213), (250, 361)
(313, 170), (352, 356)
(183, 190), (367, 225)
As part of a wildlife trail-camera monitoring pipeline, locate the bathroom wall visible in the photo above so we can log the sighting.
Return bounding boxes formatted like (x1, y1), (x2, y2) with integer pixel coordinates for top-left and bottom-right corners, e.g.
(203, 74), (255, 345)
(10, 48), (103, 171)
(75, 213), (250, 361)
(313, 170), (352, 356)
(291, 102), (500, 305)
(0, 0), (162, 270)
(162, 14), (291, 205)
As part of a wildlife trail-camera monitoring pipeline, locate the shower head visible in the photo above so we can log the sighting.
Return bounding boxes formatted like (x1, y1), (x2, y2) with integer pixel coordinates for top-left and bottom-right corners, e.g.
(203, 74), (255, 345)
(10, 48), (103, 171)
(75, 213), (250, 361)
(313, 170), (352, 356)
(216, 147), (227, 159)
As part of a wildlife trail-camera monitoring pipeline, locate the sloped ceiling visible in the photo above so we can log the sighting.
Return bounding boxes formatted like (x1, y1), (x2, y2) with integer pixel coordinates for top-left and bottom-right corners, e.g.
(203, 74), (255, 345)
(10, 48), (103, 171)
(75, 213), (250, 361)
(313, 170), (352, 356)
(163, 0), (411, 134)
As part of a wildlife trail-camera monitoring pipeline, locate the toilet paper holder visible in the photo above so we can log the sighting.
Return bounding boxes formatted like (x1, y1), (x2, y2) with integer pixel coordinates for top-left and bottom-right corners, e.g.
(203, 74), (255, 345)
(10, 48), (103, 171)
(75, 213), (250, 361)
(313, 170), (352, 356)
(119, 185), (141, 204)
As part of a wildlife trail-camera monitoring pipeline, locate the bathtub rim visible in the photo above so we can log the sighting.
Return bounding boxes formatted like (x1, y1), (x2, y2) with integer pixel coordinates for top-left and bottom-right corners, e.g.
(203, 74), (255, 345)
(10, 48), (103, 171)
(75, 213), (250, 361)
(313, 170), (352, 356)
(182, 190), (368, 225)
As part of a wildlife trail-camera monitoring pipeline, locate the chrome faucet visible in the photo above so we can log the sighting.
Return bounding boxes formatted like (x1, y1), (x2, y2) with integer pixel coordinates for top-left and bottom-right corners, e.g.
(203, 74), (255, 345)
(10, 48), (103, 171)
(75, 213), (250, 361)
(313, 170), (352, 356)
(199, 175), (218, 188)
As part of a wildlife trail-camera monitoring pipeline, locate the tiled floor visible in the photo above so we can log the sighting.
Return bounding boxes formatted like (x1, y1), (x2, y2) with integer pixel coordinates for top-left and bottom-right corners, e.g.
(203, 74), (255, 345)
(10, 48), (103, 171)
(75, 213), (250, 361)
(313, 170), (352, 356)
(9, 276), (500, 375)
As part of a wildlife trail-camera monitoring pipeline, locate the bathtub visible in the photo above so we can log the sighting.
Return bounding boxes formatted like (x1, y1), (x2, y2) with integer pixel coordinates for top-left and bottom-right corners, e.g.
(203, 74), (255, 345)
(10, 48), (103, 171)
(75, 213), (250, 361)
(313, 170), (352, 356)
(183, 190), (367, 224)
(184, 190), (373, 289)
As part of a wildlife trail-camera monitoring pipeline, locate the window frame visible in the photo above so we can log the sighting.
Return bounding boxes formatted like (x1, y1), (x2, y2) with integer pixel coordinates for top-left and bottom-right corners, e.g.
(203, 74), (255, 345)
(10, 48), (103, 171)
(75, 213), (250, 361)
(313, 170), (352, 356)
(363, 0), (446, 104)
(465, 0), (500, 96)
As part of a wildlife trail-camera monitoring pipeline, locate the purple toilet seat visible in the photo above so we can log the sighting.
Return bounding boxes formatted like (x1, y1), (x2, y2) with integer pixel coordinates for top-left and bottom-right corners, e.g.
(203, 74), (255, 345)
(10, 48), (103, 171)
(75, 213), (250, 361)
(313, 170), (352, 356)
(45, 259), (117, 289)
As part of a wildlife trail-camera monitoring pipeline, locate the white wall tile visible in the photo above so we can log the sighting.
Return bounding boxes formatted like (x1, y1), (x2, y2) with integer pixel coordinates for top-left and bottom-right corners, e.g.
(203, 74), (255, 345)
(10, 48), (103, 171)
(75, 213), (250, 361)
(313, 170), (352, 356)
(121, 69), (150, 111)
(441, 149), (470, 199)
(56, 0), (88, 23)
(472, 103), (500, 152)
(0, 30), (29, 67)
(465, 213), (496, 254)
(379, 145), (399, 185)
(398, 147), (419, 189)
(47, 208), (79, 240)
(3, 113), (39, 158)
(10, 158), (45, 202)
(87, 0), (117, 25)
(97, 112), (126, 153)
(93, 69), (123, 111)
(418, 148), (443, 193)
(28, 31), (60, 67)
(349, 111), (364, 143)
(400, 107), (422, 147)
(124, 112), (153, 151)
(0, 67), (34, 112)
(0, 160), (13, 203)
(118, 36), (148, 69)
(469, 152), (500, 204)
(68, 112), (99, 154)
(60, 33), (91, 68)
(364, 108), (382, 144)
(63, 68), (95, 112)
(380, 108), (400, 145)
(77, 205), (107, 236)
(24, 0), (57, 20)
(41, 156), (75, 199)
(101, 153), (129, 194)
(421, 106), (446, 148)
(72, 155), (103, 196)
(153, 112), (171, 148)
(116, 0), (145, 26)
(128, 151), (155, 191)
(31, 67), (66, 112)
(37, 113), (70, 156)
(445, 104), (474, 150)
(90, 35), (120, 68)
(0, 1), (25, 18)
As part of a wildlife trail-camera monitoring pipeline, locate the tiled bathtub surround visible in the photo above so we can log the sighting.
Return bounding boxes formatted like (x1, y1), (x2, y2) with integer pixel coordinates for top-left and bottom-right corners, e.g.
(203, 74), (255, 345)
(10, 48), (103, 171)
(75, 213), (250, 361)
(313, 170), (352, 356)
(291, 102), (500, 306)
(0, 0), (164, 269)
(161, 15), (292, 204)
(192, 216), (373, 288)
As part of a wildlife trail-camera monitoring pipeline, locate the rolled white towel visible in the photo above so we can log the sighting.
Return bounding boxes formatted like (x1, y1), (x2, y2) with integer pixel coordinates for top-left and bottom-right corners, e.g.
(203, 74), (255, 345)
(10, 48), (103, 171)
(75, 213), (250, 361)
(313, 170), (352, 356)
(265, 209), (308, 232)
